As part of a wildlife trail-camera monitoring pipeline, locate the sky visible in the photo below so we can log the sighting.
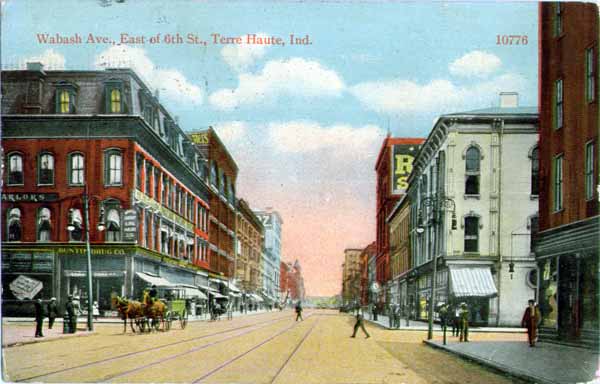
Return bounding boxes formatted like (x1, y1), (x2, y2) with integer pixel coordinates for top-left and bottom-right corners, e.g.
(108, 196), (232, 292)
(2, 0), (539, 297)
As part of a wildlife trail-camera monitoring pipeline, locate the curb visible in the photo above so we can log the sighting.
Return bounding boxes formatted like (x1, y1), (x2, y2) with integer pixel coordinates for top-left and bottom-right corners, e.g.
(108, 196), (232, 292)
(423, 340), (560, 384)
(3, 331), (97, 348)
(362, 318), (526, 333)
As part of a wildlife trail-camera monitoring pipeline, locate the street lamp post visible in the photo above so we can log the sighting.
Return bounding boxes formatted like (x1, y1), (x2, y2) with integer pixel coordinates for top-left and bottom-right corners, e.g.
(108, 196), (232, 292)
(67, 185), (105, 332)
(415, 195), (456, 340)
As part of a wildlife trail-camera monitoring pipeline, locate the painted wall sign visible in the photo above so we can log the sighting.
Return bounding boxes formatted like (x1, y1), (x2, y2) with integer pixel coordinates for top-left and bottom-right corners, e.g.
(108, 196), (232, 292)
(391, 144), (420, 195)
(1, 193), (59, 202)
(189, 132), (209, 145)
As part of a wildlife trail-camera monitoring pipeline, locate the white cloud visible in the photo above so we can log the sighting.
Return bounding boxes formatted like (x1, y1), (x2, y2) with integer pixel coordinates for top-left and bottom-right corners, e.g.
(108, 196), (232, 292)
(209, 58), (345, 110)
(212, 121), (248, 144)
(268, 120), (384, 159)
(350, 73), (527, 115)
(22, 49), (66, 70)
(449, 50), (502, 78)
(221, 33), (269, 72)
(94, 45), (203, 104)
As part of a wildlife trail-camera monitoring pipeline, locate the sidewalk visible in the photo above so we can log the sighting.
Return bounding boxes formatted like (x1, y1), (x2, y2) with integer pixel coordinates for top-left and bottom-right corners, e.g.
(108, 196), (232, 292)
(425, 339), (600, 384)
(363, 313), (525, 333)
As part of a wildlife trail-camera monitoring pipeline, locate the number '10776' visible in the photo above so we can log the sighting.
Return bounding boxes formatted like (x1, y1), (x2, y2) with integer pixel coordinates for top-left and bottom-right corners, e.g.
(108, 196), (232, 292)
(497, 35), (528, 45)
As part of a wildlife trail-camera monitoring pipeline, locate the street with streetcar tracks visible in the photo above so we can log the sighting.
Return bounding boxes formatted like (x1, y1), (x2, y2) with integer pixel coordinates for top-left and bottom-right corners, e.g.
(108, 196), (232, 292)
(3, 310), (524, 384)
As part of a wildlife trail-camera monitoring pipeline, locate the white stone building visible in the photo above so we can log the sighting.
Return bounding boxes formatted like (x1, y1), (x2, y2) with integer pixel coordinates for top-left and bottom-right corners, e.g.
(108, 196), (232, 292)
(407, 93), (539, 326)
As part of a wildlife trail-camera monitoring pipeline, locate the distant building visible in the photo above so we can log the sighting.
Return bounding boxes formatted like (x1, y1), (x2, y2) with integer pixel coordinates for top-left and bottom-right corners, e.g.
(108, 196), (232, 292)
(341, 248), (362, 305)
(254, 208), (283, 305)
(359, 242), (376, 306)
(280, 260), (305, 303)
(236, 199), (265, 300)
(535, 3), (599, 347)
(408, 93), (538, 326)
(387, 195), (411, 311)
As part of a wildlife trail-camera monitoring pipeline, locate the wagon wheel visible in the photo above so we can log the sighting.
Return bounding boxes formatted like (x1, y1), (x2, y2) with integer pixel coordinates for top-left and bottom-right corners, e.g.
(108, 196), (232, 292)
(180, 309), (188, 329)
(164, 312), (172, 331)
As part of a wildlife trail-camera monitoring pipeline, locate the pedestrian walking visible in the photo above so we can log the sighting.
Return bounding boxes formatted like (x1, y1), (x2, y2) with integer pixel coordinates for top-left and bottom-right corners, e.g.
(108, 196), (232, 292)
(393, 304), (401, 328)
(351, 306), (370, 338)
(438, 303), (449, 334)
(295, 301), (303, 321)
(34, 298), (45, 338)
(66, 295), (76, 333)
(372, 304), (378, 321)
(521, 299), (541, 347)
(47, 297), (58, 329)
(458, 302), (469, 342)
(388, 304), (394, 328)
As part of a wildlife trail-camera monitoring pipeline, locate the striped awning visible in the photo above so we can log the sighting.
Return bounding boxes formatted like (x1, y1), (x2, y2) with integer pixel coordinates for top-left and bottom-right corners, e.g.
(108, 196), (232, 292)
(136, 272), (174, 288)
(449, 267), (497, 298)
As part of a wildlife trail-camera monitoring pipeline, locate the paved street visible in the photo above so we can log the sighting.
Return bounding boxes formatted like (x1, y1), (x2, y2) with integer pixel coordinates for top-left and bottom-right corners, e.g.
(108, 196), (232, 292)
(3, 310), (527, 384)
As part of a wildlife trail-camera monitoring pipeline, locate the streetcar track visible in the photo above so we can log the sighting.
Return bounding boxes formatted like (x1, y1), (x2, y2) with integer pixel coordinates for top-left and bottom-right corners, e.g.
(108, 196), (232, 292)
(269, 318), (320, 384)
(192, 316), (319, 383)
(17, 314), (294, 382)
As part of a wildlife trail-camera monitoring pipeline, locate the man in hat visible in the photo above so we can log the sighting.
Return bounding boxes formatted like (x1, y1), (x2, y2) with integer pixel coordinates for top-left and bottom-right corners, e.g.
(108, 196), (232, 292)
(34, 298), (45, 337)
(66, 295), (76, 333)
(47, 297), (58, 329)
(458, 302), (469, 342)
(295, 301), (303, 321)
(350, 305), (370, 339)
(521, 299), (541, 347)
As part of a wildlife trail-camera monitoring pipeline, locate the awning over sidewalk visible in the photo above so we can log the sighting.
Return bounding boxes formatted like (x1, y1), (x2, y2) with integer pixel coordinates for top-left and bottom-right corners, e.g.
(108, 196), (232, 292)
(449, 267), (497, 298)
(176, 284), (208, 300)
(249, 294), (264, 302)
(135, 272), (174, 287)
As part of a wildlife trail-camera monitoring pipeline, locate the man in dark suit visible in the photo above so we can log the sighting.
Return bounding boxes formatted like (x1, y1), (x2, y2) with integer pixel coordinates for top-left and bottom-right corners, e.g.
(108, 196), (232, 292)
(351, 306), (370, 338)
(66, 295), (76, 333)
(47, 297), (58, 329)
(34, 298), (45, 337)
(295, 301), (303, 321)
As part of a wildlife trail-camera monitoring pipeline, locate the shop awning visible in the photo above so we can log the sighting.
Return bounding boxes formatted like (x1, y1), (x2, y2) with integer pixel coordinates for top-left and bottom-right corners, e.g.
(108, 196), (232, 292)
(227, 282), (241, 293)
(136, 272), (175, 287)
(210, 291), (227, 299)
(249, 294), (264, 302)
(176, 284), (208, 300)
(198, 284), (219, 293)
(449, 267), (497, 298)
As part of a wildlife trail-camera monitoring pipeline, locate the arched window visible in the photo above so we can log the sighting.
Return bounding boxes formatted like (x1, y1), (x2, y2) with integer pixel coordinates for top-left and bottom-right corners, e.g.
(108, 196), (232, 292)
(38, 152), (55, 185)
(7, 153), (24, 185)
(68, 208), (83, 241)
(105, 149), (122, 185)
(7, 208), (22, 241)
(105, 208), (121, 242)
(464, 216), (479, 252)
(465, 146), (481, 195)
(68, 152), (85, 185)
(37, 207), (52, 241)
(110, 89), (121, 113)
(530, 146), (539, 196)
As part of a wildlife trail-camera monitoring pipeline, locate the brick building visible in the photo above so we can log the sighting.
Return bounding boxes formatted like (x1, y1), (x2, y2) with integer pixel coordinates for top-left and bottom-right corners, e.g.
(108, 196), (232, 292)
(2, 65), (211, 315)
(280, 260), (305, 304)
(535, 3), (599, 347)
(236, 198), (265, 302)
(374, 136), (424, 305)
(359, 242), (376, 306)
(387, 195), (411, 311)
(341, 248), (362, 305)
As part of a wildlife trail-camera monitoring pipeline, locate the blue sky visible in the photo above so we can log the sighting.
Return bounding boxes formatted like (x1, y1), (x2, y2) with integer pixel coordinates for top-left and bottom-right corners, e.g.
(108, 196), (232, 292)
(2, 0), (539, 296)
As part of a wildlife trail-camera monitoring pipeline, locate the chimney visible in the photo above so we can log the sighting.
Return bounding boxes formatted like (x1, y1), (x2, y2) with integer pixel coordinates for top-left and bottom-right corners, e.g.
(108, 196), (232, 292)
(499, 92), (518, 108)
(26, 62), (44, 72)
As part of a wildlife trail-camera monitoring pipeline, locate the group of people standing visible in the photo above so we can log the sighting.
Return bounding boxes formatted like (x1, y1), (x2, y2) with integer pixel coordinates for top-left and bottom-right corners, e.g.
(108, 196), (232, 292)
(438, 302), (470, 342)
(34, 296), (78, 337)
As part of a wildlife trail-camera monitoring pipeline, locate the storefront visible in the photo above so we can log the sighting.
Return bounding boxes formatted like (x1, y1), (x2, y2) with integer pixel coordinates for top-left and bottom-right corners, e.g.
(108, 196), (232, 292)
(535, 216), (599, 347)
(447, 266), (497, 326)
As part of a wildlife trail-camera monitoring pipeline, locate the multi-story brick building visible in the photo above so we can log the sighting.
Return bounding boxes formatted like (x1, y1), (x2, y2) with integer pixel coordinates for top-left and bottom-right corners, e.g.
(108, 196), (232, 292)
(2, 64), (211, 315)
(387, 195), (411, 312)
(280, 260), (305, 304)
(374, 136), (424, 305)
(359, 242), (376, 306)
(236, 198), (264, 299)
(341, 248), (362, 305)
(535, 3), (599, 347)
(189, 128), (238, 287)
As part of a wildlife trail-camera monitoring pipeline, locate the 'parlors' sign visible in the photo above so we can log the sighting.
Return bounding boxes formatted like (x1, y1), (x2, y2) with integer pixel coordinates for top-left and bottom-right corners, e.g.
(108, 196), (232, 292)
(9, 275), (43, 300)
(122, 209), (138, 242)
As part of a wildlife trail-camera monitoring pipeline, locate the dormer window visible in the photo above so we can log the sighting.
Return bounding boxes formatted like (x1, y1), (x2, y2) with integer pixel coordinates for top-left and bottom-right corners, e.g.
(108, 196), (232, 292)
(55, 82), (77, 114)
(105, 80), (126, 114)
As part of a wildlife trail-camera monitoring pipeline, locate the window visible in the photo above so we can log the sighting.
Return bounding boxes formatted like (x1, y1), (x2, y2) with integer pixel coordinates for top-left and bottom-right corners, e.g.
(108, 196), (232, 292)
(145, 162), (152, 195)
(464, 216), (479, 252)
(110, 89), (121, 113)
(585, 142), (595, 200)
(154, 168), (160, 200)
(553, 154), (564, 211)
(465, 146), (480, 195)
(38, 152), (54, 185)
(68, 153), (85, 185)
(531, 147), (539, 196)
(162, 176), (167, 206)
(7, 208), (22, 241)
(555, 79), (563, 129)
(105, 80), (125, 114)
(105, 208), (121, 242)
(587, 47), (596, 103)
(37, 207), (52, 241)
(7, 153), (23, 185)
(135, 154), (143, 190)
(68, 208), (83, 241)
(145, 212), (151, 247)
(105, 149), (123, 186)
(210, 162), (218, 187)
(554, 3), (562, 37)
(55, 83), (77, 114)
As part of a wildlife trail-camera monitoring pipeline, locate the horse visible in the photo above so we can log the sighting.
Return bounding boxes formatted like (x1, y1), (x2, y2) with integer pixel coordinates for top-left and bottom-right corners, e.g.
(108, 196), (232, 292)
(112, 296), (144, 333)
(142, 291), (167, 331)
